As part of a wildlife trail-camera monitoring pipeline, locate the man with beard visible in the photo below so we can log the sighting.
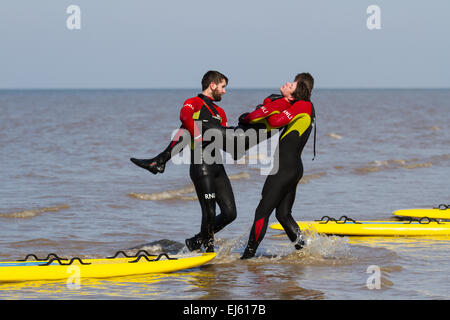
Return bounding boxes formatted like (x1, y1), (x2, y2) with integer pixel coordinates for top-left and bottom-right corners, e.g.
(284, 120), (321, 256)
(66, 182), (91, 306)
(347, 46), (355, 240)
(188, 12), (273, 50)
(131, 71), (235, 252)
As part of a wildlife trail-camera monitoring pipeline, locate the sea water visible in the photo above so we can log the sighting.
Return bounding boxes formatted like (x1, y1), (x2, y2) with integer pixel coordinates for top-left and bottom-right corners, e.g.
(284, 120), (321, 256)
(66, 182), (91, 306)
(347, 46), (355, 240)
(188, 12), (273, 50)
(0, 89), (449, 299)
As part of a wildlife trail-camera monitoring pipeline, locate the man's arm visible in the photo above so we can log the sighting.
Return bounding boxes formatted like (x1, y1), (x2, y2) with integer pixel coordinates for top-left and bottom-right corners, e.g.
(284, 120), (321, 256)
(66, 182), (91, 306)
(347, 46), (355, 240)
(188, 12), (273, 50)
(266, 101), (313, 133)
(202, 100), (285, 160)
(179, 98), (203, 142)
(243, 98), (291, 124)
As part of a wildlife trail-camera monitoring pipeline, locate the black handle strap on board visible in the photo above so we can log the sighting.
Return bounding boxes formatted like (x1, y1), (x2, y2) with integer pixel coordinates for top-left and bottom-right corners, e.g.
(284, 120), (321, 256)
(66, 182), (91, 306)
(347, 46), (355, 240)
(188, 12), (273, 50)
(315, 215), (361, 224)
(405, 217), (442, 224)
(16, 250), (177, 266)
(39, 257), (91, 266)
(17, 253), (67, 262)
(129, 253), (178, 263)
(433, 204), (449, 210)
(106, 250), (157, 259)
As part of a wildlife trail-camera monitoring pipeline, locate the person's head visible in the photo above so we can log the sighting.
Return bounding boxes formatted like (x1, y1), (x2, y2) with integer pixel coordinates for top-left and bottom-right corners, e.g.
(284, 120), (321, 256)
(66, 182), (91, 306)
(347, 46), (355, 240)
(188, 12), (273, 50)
(280, 73), (314, 102)
(293, 73), (314, 101)
(201, 70), (228, 101)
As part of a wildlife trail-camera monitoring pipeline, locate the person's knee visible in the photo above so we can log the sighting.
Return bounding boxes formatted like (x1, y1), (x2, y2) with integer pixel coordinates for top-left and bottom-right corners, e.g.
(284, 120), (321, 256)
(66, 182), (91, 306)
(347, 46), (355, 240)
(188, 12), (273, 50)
(224, 205), (237, 223)
(275, 209), (289, 224)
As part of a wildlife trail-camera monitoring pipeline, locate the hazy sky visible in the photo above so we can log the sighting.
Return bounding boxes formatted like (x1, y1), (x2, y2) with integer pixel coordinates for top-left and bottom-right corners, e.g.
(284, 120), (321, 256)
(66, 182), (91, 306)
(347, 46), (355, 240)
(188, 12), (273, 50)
(1, 0), (449, 89)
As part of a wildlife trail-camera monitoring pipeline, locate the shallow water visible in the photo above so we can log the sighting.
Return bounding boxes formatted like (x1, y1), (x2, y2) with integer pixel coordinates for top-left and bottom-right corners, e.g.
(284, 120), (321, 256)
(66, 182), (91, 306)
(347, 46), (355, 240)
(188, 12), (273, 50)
(0, 89), (449, 299)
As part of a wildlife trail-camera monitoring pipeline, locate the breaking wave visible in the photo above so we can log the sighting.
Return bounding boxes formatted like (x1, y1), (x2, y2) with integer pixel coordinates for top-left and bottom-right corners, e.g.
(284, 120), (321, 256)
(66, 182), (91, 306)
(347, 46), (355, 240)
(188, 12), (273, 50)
(0, 204), (70, 219)
(128, 172), (250, 201)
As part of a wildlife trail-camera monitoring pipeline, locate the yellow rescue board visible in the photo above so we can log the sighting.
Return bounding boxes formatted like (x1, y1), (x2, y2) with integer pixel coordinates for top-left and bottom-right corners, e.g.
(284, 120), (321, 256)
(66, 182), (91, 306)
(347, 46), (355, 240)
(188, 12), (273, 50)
(0, 252), (216, 283)
(393, 207), (450, 220)
(270, 220), (450, 236)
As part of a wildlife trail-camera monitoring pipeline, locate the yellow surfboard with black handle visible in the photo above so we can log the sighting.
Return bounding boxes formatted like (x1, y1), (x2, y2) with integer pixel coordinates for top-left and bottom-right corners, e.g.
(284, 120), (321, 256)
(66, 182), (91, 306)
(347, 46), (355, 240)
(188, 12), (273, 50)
(0, 251), (216, 283)
(270, 215), (450, 236)
(393, 204), (450, 220)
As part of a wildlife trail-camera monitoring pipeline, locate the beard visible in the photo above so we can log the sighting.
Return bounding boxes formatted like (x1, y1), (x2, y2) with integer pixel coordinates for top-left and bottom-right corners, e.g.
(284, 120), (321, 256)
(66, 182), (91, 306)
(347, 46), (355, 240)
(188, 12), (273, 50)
(211, 89), (223, 101)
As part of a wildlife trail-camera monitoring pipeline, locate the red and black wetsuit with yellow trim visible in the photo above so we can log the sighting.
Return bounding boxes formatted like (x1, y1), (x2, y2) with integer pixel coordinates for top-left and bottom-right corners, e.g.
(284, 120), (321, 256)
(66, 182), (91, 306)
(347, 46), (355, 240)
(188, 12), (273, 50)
(160, 93), (226, 159)
(179, 94), (237, 251)
(241, 98), (316, 259)
(131, 94), (236, 251)
(198, 94), (288, 160)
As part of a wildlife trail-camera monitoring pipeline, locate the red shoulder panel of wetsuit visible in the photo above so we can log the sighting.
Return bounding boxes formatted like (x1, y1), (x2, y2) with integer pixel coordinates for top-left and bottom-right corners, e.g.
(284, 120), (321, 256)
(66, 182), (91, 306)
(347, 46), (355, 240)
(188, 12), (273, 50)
(263, 97), (273, 105)
(244, 98), (291, 123)
(266, 100), (312, 128)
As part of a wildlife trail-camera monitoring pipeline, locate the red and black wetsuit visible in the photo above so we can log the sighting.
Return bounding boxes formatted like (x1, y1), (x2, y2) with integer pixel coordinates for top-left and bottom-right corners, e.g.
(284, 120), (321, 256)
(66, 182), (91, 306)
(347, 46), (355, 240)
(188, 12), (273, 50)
(241, 97), (316, 259)
(131, 94), (236, 251)
(130, 94), (296, 252)
(180, 94), (238, 251)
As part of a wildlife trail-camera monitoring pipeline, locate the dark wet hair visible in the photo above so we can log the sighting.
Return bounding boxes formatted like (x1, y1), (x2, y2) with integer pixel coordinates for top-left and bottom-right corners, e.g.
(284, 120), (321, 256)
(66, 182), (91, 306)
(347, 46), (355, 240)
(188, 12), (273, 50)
(201, 70), (228, 91)
(292, 73), (314, 101)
